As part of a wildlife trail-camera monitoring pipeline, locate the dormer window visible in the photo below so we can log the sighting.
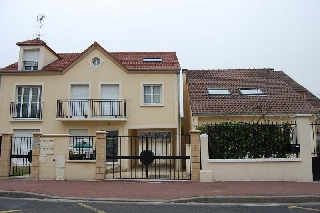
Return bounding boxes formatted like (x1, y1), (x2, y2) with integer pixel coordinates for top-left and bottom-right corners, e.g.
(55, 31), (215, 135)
(23, 49), (39, 71)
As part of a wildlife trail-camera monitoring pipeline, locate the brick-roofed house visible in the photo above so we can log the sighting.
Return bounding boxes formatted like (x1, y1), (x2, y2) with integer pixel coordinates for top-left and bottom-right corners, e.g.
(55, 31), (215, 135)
(274, 71), (320, 111)
(0, 38), (182, 171)
(183, 68), (319, 132)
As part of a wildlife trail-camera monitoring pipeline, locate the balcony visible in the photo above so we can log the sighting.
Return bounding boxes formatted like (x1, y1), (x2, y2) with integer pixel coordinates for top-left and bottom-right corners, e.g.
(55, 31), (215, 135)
(23, 61), (38, 71)
(56, 99), (127, 121)
(10, 102), (43, 120)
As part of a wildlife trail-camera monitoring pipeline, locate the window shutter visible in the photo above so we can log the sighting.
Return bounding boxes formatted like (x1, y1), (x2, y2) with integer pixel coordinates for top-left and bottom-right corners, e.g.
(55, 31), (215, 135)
(101, 85), (120, 116)
(14, 129), (40, 137)
(101, 85), (119, 99)
(71, 85), (89, 99)
(23, 50), (39, 61)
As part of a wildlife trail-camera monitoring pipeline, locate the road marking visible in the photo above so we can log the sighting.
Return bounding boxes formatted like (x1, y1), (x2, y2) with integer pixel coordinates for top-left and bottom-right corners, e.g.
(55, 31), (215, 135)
(289, 206), (320, 212)
(0, 210), (23, 213)
(77, 202), (106, 213)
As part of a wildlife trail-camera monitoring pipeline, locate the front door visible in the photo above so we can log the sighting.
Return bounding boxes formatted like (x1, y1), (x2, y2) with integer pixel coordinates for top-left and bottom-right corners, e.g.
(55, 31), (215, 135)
(106, 131), (118, 163)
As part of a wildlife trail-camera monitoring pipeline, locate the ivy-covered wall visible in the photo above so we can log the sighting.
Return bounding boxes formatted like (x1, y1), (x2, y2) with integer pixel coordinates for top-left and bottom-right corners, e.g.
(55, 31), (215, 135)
(197, 122), (295, 159)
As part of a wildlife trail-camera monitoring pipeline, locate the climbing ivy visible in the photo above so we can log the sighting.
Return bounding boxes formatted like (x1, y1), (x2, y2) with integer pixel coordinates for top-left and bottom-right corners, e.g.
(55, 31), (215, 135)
(196, 122), (294, 159)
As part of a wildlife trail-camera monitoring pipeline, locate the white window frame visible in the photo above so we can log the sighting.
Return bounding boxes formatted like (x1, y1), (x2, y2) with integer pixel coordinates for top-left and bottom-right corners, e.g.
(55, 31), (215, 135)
(239, 88), (266, 96)
(92, 57), (100, 67)
(208, 88), (231, 95)
(16, 86), (42, 119)
(143, 58), (163, 62)
(23, 49), (39, 71)
(140, 81), (164, 106)
(87, 54), (104, 69)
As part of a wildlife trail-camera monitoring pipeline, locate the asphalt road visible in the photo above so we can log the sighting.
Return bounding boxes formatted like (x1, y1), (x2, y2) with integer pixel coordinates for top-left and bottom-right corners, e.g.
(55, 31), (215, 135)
(1, 198), (320, 213)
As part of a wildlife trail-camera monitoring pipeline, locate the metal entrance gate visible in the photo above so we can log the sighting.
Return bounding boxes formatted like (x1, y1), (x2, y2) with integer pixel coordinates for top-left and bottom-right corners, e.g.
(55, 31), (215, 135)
(106, 135), (191, 180)
(10, 137), (32, 176)
(312, 122), (320, 181)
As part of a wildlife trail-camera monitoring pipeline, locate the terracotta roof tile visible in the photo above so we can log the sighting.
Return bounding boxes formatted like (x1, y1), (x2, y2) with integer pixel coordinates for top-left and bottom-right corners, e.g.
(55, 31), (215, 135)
(42, 53), (82, 71)
(1, 40), (180, 71)
(111, 52), (180, 70)
(274, 71), (320, 110)
(16, 38), (60, 59)
(186, 69), (317, 115)
(1, 62), (18, 71)
(16, 38), (46, 46)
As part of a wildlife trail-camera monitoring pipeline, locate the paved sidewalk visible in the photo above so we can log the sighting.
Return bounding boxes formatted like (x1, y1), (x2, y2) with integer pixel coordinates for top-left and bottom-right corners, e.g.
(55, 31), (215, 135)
(0, 178), (320, 203)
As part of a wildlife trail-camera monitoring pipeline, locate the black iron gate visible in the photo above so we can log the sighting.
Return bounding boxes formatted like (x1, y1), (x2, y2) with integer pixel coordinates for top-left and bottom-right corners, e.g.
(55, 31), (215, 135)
(10, 137), (32, 176)
(106, 134), (191, 180)
(312, 122), (320, 181)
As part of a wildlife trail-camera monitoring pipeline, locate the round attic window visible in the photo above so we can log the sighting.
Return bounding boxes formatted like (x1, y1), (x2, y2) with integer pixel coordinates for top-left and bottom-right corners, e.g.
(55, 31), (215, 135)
(92, 57), (100, 67)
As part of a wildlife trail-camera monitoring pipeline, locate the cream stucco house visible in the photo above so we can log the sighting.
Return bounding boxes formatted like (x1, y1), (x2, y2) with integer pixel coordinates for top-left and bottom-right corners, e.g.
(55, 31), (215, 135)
(0, 38), (181, 159)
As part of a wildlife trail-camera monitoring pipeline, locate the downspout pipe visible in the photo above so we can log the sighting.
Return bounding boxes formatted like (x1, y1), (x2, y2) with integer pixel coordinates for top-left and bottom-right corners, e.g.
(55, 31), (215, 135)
(177, 69), (181, 154)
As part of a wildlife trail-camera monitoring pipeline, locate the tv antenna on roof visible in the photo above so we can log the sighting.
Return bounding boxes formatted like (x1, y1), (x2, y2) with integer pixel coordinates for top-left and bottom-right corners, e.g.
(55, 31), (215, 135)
(35, 14), (45, 39)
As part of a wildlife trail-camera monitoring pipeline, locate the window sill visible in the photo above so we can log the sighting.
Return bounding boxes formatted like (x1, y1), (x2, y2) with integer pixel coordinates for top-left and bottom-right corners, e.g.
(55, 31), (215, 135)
(10, 118), (43, 122)
(141, 103), (164, 107)
(66, 160), (96, 163)
(208, 158), (302, 163)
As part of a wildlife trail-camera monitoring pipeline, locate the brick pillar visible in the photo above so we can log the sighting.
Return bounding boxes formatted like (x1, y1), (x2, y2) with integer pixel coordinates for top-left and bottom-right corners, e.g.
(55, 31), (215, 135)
(0, 133), (13, 177)
(96, 131), (107, 180)
(31, 132), (42, 180)
(190, 130), (201, 181)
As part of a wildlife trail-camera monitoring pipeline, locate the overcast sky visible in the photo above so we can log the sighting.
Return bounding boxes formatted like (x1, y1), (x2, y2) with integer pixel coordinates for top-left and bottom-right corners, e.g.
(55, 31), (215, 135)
(0, 0), (319, 96)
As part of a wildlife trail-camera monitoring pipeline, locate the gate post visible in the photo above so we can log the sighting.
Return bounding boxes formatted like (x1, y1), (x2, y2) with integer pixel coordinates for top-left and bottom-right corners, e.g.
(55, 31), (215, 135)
(190, 130), (201, 181)
(294, 114), (313, 181)
(0, 133), (13, 177)
(31, 132), (42, 180)
(96, 131), (107, 180)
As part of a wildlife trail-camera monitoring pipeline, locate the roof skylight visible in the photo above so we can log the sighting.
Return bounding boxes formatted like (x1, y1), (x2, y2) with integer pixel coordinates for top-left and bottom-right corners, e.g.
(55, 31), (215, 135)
(239, 88), (265, 96)
(208, 89), (231, 95)
(143, 58), (163, 62)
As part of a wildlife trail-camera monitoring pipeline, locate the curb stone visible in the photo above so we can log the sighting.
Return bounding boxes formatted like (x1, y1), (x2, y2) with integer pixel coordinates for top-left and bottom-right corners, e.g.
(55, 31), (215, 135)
(0, 191), (162, 203)
(1, 190), (320, 204)
(0, 191), (49, 199)
(171, 195), (320, 203)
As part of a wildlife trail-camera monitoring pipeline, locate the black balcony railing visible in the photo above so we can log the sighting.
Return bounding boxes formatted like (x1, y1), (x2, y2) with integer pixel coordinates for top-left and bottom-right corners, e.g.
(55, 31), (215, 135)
(23, 61), (38, 71)
(69, 136), (96, 160)
(10, 102), (43, 119)
(56, 99), (126, 119)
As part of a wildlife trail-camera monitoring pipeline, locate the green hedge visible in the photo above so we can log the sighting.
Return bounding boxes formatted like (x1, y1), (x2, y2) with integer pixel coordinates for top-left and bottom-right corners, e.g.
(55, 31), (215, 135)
(197, 122), (294, 159)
